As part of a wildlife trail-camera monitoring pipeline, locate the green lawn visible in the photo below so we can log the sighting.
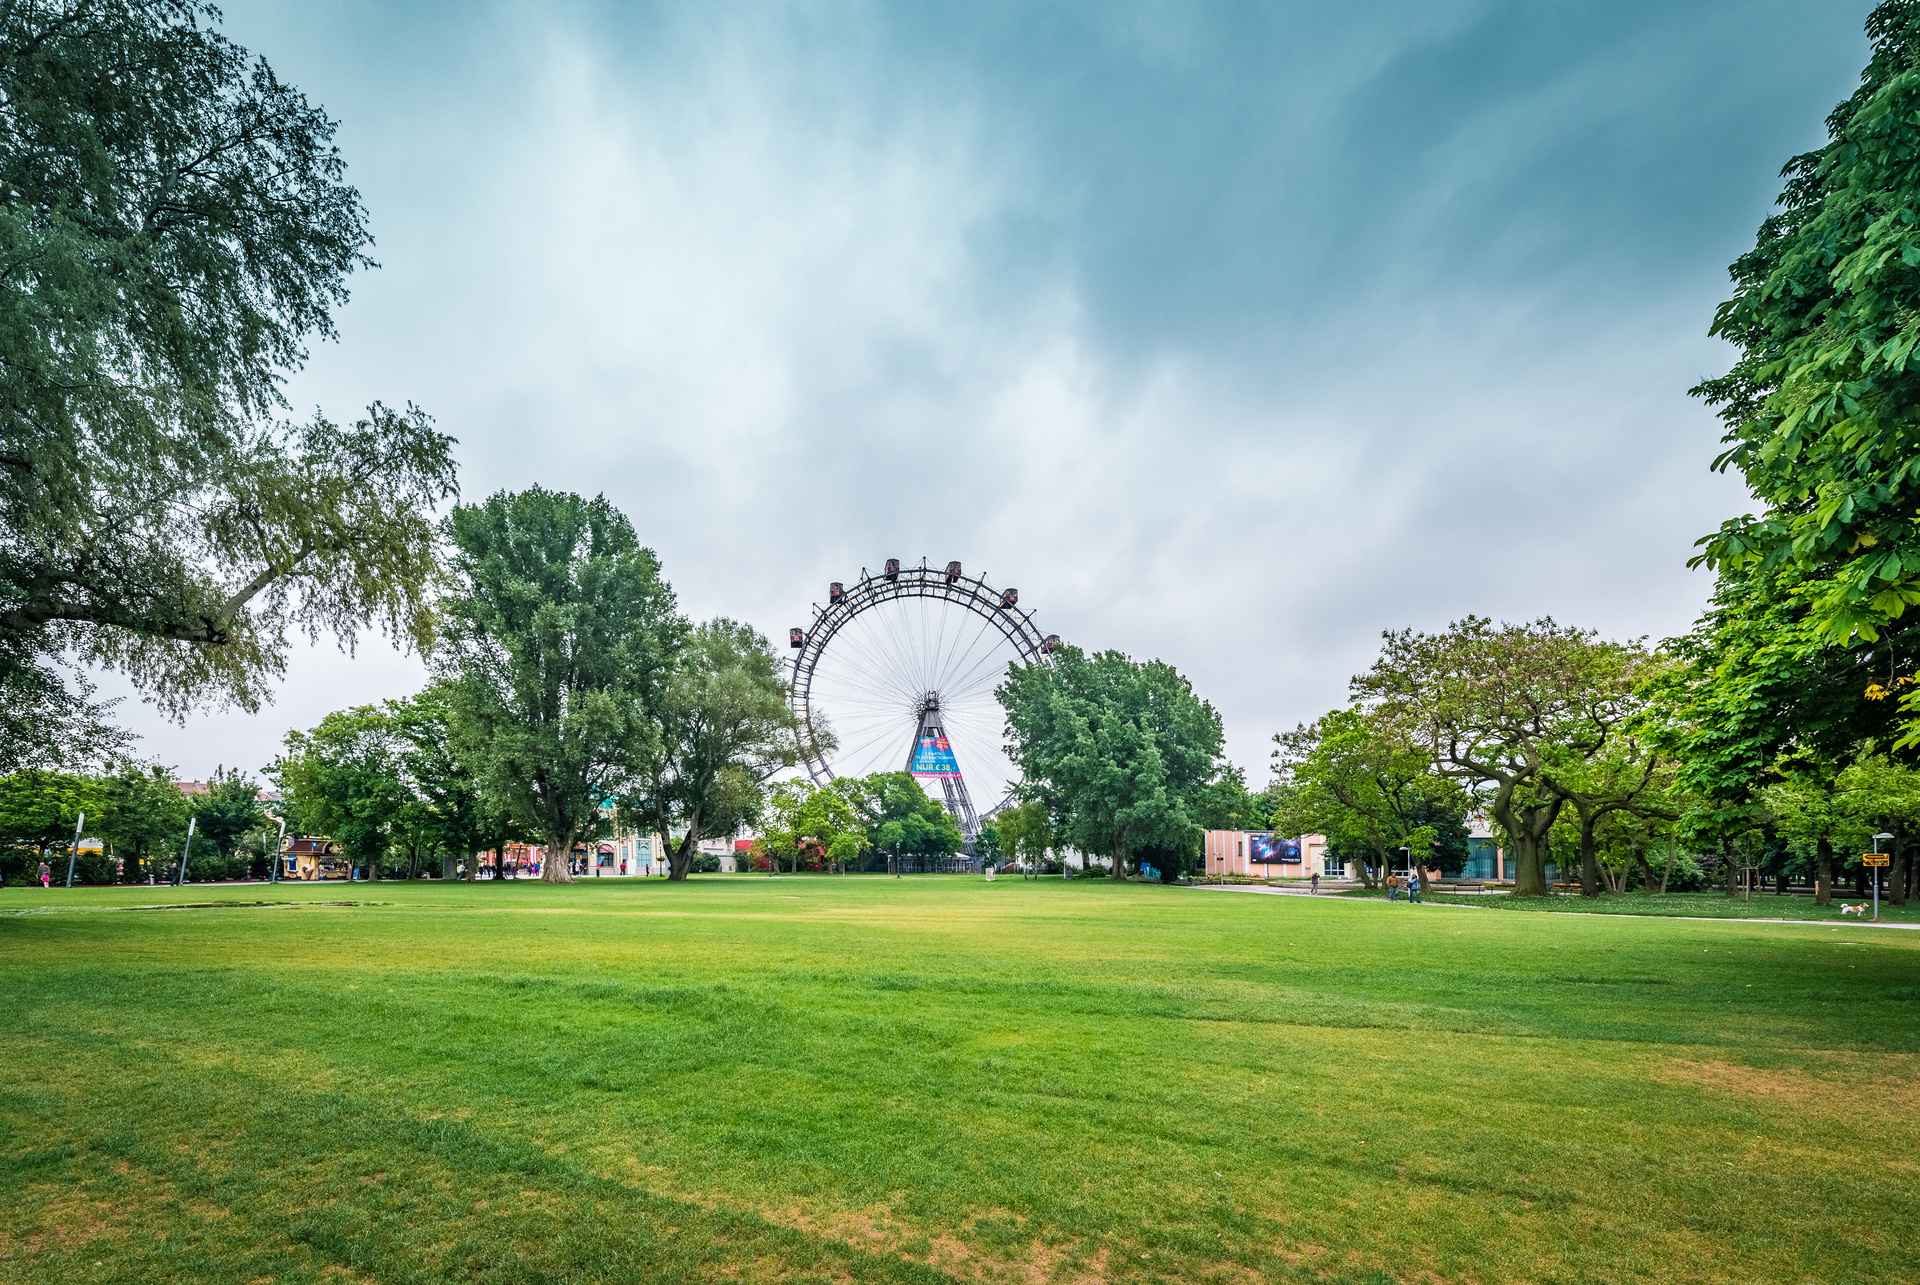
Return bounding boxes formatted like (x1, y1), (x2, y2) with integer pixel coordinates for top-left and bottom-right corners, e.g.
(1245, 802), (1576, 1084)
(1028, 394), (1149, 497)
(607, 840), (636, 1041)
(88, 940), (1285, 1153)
(1337, 886), (1920, 922)
(2, 877), (1916, 1285)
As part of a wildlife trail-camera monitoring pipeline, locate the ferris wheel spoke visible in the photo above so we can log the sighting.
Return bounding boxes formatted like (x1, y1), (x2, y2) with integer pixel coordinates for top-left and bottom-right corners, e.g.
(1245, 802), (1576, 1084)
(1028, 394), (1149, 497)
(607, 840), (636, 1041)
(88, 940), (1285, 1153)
(941, 638), (1021, 708)
(835, 619), (922, 706)
(826, 632), (917, 709)
(932, 607), (1003, 701)
(869, 596), (929, 696)
(834, 714), (918, 775)
(927, 597), (989, 695)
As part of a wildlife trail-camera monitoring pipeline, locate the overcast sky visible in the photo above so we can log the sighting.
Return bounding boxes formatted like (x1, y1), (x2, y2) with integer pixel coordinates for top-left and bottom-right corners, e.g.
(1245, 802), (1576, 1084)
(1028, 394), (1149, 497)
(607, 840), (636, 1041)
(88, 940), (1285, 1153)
(101, 0), (1872, 786)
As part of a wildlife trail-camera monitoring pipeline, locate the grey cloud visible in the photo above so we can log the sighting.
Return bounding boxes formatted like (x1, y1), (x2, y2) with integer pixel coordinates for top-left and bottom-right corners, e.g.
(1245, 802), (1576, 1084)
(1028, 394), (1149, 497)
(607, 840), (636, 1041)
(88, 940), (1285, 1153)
(96, 0), (1870, 784)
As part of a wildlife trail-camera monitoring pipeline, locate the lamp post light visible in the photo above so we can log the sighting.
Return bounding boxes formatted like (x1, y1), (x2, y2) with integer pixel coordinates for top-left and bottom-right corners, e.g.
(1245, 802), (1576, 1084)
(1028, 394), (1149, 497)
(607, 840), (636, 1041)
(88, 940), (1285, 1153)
(1873, 832), (1894, 921)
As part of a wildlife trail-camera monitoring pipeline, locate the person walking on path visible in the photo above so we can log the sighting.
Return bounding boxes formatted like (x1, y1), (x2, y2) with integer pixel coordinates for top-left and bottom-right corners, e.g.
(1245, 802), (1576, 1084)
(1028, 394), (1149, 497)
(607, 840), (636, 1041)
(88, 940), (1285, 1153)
(38, 860), (51, 888)
(1387, 871), (1400, 902)
(1310, 871), (1320, 894)
(1410, 868), (1422, 904)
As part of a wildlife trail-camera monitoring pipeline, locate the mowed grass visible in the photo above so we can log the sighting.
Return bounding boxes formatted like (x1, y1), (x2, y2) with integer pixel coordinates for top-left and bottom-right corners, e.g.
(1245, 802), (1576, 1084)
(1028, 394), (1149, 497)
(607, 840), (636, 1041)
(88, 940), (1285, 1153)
(2, 878), (1917, 1285)
(1335, 887), (1920, 922)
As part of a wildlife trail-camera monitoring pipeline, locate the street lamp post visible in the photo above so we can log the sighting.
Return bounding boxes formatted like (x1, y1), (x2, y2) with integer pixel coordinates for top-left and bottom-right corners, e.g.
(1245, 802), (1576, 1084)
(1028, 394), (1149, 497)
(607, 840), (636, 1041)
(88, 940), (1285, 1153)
(269, 817), (286, 884)
(174, 816), (196, 887)
(1873, 832), (1894, 921)
(64, 811), (85, 888)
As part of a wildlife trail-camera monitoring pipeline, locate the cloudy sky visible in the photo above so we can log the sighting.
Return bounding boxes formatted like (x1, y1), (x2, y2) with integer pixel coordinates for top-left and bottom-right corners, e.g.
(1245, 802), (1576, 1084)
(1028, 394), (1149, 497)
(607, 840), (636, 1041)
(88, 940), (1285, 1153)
(104, 0), (1872, 785)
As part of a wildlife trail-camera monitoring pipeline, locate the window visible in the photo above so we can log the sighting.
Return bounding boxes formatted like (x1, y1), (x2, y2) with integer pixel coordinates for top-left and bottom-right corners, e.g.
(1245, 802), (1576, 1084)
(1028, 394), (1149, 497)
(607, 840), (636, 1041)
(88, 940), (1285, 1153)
(1323, 855), (1343, 877)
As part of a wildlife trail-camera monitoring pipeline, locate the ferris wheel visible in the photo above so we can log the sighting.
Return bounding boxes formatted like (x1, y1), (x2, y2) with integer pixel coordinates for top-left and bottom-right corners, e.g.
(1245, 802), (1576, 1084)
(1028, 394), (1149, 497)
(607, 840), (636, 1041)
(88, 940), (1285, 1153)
(788, 558), (1058, 844)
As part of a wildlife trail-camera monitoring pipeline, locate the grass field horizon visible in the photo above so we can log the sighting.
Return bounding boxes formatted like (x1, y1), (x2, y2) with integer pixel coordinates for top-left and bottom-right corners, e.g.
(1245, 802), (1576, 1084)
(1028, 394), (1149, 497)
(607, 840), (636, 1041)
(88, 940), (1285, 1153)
(4, 876), (1917, 1284)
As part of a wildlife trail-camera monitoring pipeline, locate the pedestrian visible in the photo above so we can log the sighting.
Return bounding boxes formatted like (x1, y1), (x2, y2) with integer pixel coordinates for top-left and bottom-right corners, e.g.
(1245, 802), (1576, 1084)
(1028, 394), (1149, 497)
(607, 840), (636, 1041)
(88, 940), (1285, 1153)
(1310, 871), (1320, 895)
(1410, 868), (1422, 904)
(39, 860), (51, 889)
(1387, 871), (1400, 902)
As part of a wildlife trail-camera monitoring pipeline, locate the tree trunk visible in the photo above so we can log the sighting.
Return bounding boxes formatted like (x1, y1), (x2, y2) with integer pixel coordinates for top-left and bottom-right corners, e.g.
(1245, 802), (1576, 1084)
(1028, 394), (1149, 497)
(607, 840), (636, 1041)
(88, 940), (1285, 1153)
(1489, 792), (1559, 896)
(1721, 838), (1736, 898)
(1890, 835), (1908, 907)
(1815, 836), (1833, 906)
(1578, 811), (1600, 898)
(543, 833), (575, 883)
(1109, 840), (1127, 880)
(668, 833), (697, 882)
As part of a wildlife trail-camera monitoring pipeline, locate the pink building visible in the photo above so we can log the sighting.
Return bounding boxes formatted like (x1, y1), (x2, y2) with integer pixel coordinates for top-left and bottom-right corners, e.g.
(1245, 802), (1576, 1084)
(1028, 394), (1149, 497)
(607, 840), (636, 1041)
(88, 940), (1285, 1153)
(1201, 831), (1354, 879)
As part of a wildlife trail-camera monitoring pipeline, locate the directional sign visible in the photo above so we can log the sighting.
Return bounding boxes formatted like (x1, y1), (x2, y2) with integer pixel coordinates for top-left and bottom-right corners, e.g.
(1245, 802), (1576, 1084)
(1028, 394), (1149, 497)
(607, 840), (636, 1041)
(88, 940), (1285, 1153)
(1864, 853), (1891, 867)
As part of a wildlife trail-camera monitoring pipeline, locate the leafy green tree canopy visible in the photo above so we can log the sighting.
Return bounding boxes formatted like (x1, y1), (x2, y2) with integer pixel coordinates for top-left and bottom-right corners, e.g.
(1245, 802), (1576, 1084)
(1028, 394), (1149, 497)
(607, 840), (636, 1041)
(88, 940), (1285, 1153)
(1355, 617), (1655, 896)
(0, 769), (100, 876)
(188, 766), (266, 861)
(999, 644), (1224, 880)
(625, 618), (801, 882)
(271, 707), (408, 878)
(435, 489), (682, 884)
(98, 763), (190, 883)
(836, 772), (963, 866)
(0, 2), (456, 738)
(1270, 707), (1467, 890)
(1691, 1), (1920, 744)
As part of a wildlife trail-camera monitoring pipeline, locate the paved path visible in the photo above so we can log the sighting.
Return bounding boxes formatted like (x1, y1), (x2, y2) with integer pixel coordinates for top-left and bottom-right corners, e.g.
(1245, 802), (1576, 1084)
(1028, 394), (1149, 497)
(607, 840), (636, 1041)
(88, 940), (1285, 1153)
(1178, 882), (1920, 929)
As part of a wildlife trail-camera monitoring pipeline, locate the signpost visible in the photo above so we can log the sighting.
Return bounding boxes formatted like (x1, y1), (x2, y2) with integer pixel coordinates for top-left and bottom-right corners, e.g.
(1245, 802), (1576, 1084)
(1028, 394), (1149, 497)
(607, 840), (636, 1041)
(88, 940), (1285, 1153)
(1868, 833), (1895, 921)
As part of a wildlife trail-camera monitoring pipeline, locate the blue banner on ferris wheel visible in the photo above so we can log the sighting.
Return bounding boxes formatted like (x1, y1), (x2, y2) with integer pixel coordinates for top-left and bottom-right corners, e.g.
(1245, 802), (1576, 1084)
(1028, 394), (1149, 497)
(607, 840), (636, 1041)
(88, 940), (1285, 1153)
(910, 735), (961, 778)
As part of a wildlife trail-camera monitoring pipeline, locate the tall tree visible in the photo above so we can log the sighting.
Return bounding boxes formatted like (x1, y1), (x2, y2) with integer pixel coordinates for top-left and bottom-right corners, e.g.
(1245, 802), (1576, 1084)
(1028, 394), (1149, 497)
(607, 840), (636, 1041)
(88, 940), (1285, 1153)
(999, 645), (1224, 881)
(624, 618), (801, 882)
(388, 683), (512, 880)
(1356, 618), (1655, 896)
(0, 768), (100, 884)
(1552, 736), (1675, 898)
(436, 489), (682, 884)
(97, 763), (189, 883)
(271, 706), (408, 880)
(1191, 763), (1263, 831)
(0, 2), (457, 737)
(1270, 707), (1467, 891)
(1764, 767), (1861, 906)
(838, 772), (963, 871)
(762, 779), (866, 873)
(189, 765), (265, 866)
(1835, 754), (1920, 904)
(994, 799), (1054, 878)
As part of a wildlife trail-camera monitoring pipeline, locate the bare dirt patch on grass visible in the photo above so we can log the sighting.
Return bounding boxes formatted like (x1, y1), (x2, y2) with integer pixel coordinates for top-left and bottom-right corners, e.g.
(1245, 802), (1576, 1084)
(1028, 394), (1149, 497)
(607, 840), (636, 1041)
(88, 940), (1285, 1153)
(738, 1199), (1112, 1285)
(1657, 1055), (1920, 1117)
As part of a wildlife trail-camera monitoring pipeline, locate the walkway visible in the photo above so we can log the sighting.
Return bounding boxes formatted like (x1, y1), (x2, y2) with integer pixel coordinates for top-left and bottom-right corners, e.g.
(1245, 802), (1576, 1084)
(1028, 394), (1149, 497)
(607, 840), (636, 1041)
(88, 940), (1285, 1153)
(1178, 882), (1920, 928)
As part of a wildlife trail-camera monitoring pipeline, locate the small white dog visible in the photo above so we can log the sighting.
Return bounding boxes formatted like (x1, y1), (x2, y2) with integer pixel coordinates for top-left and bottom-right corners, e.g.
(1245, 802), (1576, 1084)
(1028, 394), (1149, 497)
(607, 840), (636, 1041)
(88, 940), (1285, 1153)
(1840, 903), (1866, 916)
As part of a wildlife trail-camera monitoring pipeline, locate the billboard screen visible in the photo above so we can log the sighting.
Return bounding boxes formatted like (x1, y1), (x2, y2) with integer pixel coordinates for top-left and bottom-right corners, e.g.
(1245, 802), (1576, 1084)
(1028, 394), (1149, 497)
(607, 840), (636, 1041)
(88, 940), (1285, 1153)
(1248, 833), (1302, 864)
(910, 734), (961, 778)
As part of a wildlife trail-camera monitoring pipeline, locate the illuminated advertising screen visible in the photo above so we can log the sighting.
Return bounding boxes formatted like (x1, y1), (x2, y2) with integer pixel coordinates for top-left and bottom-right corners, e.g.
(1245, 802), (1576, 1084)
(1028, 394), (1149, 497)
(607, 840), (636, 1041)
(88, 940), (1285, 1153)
(1248, 833), (1302, 864)
(910, 734), (961, 778)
